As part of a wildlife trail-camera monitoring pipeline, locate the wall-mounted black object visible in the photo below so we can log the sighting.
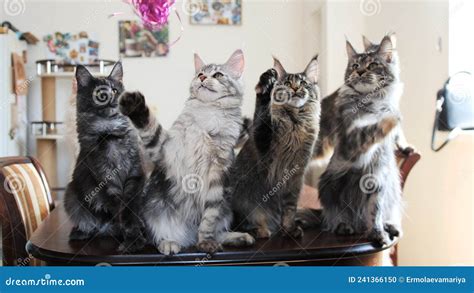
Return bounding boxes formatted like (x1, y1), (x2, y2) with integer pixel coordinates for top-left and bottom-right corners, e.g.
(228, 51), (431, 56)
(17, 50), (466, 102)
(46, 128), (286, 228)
(1, 21), (39, 44)
(432, 71), (474, 151)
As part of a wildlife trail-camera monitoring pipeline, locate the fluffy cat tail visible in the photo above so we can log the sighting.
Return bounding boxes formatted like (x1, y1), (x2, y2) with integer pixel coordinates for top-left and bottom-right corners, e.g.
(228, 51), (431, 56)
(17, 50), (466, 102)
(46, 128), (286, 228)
(235, 117), (252, 149)
(295, 208), (324, 229)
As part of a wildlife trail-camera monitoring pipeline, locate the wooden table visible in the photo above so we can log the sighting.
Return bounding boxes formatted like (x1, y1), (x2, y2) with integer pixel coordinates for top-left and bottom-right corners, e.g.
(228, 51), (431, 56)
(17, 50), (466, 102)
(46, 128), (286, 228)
(26, 204), (396, 266)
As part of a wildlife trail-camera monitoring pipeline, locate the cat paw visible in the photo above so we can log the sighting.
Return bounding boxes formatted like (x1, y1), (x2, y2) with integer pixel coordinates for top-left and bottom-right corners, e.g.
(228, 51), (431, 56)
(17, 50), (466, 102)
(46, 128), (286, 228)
(368, 230), (389, 248)
(119, 91), (149, 128)
(284, 225), (304, 239)
(253, 227), (272, 239)
(384, 223), (401, 240)
(69, 227), (94, 241)
(197, 239), (222, 254)
(158, 240), (181, 255)
(335, 223), (355, 236)
(381, 115), (400, 135)
(222, 232), (255, 247)
(255, 69), (278, 95)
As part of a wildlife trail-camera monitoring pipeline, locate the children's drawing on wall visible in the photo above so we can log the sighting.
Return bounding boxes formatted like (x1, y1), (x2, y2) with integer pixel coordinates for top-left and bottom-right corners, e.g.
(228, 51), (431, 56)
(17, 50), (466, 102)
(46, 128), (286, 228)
(43, 32), (99, 64)
(191, 0), (242, 25)
(119, 20), (169, 58)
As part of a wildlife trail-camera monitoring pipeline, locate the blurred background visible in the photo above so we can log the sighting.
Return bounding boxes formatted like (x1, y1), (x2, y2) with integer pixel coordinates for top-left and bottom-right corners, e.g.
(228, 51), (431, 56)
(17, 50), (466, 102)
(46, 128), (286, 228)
(0, 0), (472, 266)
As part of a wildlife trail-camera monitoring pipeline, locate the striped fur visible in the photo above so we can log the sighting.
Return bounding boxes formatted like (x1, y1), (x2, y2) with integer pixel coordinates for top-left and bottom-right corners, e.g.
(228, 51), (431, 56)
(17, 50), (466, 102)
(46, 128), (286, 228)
(230, 56), (320, 239)
(311, 33), (406, 164)
(318, 35), (403, 247)
(120, 50), (254, 255)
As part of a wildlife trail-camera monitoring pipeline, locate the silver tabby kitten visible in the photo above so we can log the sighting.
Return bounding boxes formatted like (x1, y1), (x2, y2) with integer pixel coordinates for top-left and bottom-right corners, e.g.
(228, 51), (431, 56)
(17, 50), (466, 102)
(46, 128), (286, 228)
(119, 50), (254, 255)
(318, 35), (402, 247)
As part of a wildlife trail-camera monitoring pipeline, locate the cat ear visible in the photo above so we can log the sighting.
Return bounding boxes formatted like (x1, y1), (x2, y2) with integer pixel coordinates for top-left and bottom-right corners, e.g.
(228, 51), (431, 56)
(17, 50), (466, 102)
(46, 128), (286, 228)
(377, 35), (394, 63)
(304, 55), (319, 84)
(109, 61), (123, 82)
(388, 32), (397, 49)
(273, 57), (286, 80)
(362, 35), (374, 51)
(224, 49), (245, 78)
(194, 53), (205, 73)
(346, 39), (358, 60)
(75, 65), (93, 88)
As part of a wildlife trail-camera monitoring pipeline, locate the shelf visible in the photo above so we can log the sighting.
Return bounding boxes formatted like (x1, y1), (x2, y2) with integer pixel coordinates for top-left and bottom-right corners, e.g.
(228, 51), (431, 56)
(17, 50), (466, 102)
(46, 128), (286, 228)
(35, 135), (63, 140)
(38, 72), (107, 78)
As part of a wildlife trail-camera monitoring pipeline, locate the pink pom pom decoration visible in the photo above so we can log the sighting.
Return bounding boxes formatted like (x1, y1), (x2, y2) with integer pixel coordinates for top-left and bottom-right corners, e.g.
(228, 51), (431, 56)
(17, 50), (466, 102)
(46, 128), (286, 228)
(127, 0), (175, 30)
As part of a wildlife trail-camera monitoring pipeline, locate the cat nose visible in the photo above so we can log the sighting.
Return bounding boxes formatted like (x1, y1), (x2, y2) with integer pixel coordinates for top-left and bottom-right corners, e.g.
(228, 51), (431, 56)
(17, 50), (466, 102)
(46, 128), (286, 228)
(199, 75), (207, 82)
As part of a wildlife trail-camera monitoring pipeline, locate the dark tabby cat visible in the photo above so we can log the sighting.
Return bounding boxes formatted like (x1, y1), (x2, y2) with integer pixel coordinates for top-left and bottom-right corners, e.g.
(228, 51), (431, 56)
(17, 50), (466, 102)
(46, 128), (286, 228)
(64, 62), (146, 252)
(312, 33), (406, 164)
(230, 56), (320, 238)
(318, 35), (402, 247)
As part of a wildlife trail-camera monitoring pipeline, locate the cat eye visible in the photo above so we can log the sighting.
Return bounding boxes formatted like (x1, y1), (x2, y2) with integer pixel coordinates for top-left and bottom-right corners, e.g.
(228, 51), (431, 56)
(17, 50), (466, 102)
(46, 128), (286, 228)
(352, 63), (360, 70)
(300, 81), (308, 87)
(285, 81), (291, 87)
(368, 62), (378, 70)
(112, 88), (118, 94)
(212, 72), (223, 78)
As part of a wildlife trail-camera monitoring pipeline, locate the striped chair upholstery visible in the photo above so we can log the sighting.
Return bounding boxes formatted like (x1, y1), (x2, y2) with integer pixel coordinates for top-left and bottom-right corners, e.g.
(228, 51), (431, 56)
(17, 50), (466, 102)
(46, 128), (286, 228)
(0, 157), (54, 266)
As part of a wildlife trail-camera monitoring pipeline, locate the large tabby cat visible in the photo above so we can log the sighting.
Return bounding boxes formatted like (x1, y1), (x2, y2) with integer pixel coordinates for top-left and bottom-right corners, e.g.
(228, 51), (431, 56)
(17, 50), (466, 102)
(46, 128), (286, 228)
(119, 50), (254, 255)
(312, 33), (406, 164)
(64, 62), (146, 252)
(318, 35), (402, 246)
(230, 56), (320, 238)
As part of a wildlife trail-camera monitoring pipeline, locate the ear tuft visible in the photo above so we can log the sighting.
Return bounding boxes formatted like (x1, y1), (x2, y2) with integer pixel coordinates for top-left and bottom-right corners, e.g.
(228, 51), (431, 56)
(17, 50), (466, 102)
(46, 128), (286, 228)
(304, 55), (319, 83)
(362, 35), (374, 51)
(273, 56), (286, 80)
(346, 39), (358, 59)
(377, 35), (394, 62)
(194, 53), (206, 73)
(224, 49), (245, 78)
(76, 65), (93, 87)
(109, 61), (123, 82)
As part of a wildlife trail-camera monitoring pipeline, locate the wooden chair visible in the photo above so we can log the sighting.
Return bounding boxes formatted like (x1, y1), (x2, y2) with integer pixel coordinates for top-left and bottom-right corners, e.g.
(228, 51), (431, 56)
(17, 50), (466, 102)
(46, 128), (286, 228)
(0, 156), (55, 266)
(390, 147), (421, 265)
(299, 147), (421, 265)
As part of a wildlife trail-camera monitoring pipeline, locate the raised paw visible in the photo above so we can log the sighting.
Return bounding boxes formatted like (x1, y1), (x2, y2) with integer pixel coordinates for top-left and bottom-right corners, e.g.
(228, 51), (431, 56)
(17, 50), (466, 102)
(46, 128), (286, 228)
(69, 227), (94, 241)
(197, 239), (222, 254)
(119, 91), (149, 128)
(255, 69), (278, 95)
(384, 223), (401, 240)
(158, 240), (181, 256)
(368, 229), (389, 248)
(381, 115), (400, 135)
(335, 223), (355, 236)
